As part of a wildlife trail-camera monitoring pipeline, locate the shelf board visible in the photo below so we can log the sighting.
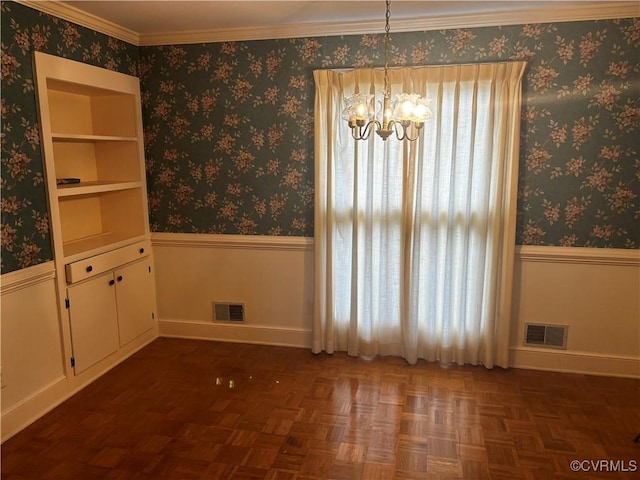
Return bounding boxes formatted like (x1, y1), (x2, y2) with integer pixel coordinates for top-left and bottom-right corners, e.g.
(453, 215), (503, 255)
(57, 181), (142, 197)
(52, 133), (138, 142)
(46, 77), (134, 97)
(63, 233), (147, 262)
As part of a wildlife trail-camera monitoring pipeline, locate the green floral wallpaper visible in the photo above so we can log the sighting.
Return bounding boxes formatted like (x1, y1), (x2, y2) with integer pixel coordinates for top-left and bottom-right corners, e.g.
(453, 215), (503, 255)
(140, 19), (639, 245)
(1, 1), (139, 273)
(1, 1), (638, 274)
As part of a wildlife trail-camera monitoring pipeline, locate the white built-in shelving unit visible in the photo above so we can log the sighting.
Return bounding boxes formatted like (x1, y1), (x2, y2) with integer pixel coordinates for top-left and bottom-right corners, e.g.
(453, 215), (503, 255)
(34, 52), (157, 377)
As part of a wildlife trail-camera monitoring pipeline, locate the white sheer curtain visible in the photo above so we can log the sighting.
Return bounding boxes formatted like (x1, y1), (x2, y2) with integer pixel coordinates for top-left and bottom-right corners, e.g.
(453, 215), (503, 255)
(313, 62), (526, 368)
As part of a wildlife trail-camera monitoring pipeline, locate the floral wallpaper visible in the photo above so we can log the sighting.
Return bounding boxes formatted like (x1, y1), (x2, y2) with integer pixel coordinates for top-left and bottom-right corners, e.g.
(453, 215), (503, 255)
(1, 1), (638, 273)
(517, 21), (639, 247)
(139, 41), (315, 236)
(0, 1), (139, 273)
(140, 18), (639, 246)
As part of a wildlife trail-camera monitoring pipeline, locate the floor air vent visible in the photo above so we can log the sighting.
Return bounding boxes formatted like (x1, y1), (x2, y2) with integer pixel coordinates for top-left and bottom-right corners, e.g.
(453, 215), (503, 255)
(524, 323), (568, 349)
(213, 302), (245, 322)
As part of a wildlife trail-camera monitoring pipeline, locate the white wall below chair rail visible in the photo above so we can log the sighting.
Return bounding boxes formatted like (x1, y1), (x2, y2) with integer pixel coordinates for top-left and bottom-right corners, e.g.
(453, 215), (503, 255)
(153, 234), (639, 377)
(1, 262), (65, 427)
(510, 245), (640, 378)
(151, 233), (314, 348)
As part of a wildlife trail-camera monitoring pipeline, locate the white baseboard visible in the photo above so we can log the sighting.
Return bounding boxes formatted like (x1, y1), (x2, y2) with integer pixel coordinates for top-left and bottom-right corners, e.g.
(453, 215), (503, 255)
(1, 332), (158, 443)
(162, 322), (639, 377)
(510, 346), (640, 378)
(158, 319), (312, 349)
(1, 376), (68, 442)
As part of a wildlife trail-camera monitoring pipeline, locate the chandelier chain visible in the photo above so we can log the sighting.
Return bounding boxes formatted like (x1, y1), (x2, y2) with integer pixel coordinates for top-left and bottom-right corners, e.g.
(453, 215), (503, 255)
(383, 0), (391, 98)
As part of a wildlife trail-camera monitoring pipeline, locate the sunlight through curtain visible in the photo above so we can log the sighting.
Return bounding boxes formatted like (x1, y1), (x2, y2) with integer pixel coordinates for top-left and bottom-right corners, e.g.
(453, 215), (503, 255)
(313, 62), (526, 368)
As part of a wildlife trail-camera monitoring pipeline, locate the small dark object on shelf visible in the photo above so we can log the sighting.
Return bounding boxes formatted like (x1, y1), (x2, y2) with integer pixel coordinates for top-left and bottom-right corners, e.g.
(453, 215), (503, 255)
(56, 178), (81, 185)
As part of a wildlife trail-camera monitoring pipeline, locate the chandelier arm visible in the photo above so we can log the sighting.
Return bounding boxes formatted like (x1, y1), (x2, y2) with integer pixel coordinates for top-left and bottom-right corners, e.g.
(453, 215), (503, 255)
(399, 123), (421, 142)
(389, 121), (406, 141)
(403, 128), (421, 142)
(366, 120), (383, 139)
(352, 120), (382, 140)
(387, 121), (420, 142)
(352, 127), (367, 141)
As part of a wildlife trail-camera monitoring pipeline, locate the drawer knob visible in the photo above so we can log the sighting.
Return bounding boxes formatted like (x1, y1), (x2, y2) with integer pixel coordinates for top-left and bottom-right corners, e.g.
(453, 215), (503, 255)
(86, 265), (93, 273)
(109, 279), (115, 286)
(139, 248), (145, 254)
(117, 275), (123, 282)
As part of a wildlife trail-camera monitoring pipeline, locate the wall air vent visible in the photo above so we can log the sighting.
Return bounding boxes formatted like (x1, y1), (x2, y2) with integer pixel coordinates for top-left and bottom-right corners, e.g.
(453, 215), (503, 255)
(213, 302), (245, 322)
(524, 323), (568, 349)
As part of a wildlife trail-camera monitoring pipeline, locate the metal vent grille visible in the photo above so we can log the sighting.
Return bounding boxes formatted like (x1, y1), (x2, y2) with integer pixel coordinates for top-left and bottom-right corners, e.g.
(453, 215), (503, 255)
(213, 302), (245, 322)
(524, 323), (568, 349)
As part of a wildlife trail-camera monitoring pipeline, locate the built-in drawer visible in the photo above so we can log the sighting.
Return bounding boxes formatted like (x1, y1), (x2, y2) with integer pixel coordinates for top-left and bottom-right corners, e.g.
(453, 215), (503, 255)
(65, 240), (150, 284)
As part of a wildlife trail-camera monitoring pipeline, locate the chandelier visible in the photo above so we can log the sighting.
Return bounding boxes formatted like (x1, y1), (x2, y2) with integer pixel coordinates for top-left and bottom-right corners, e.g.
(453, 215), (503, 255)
(342, 0), (432, 142)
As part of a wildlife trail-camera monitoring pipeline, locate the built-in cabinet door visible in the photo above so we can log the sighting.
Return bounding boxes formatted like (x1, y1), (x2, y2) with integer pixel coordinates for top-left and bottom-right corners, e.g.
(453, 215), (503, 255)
(115, 259), (154, 346)
(67, 272), (120, 375)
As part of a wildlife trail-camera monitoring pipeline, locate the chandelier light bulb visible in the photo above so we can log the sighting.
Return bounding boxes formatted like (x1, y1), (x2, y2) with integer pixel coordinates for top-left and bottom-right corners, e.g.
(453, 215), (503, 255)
(355, 102), (368, 119)
(414, 99), (432, 120)
(378, 99), (393, 125)
(397, 99), (416, 121)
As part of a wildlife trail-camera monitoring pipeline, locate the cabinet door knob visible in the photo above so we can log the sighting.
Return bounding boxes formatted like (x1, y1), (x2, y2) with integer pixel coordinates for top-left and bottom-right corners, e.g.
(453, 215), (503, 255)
(117, 275), (123, 282)
(109, 279), (115, 286)
(139, 248), (145, 254)
(86, 265), (93, 273)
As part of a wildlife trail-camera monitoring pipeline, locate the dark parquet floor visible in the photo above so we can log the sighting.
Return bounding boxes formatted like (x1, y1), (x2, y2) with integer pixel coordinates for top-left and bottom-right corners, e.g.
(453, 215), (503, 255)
(1, 338), (639, 479)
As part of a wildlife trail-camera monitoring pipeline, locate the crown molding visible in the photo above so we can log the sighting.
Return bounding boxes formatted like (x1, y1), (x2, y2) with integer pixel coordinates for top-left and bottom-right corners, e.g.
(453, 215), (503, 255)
(139, 2), (640, 46)
(15, 0), (140, 45)
(15, 0), (640, 47)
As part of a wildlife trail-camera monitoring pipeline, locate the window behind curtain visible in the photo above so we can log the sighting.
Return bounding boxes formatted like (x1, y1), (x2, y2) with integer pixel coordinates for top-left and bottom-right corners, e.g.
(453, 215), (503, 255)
(313, 62), (526, 367)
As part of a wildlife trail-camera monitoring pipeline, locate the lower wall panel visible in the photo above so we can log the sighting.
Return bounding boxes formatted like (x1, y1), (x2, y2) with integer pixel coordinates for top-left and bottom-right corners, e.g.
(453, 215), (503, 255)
(152, 233), (314, 347)
(1, 263), (66, 434)
(154, 235), (640, 378)
(510, 246), (640, 378)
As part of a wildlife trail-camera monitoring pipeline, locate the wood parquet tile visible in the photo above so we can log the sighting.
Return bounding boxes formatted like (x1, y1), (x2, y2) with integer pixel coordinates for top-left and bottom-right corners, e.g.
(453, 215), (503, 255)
(2, 338), (639, 479)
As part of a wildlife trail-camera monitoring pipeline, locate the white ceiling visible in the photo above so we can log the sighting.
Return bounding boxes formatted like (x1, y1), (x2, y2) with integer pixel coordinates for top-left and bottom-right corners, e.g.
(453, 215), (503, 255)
(21, 1), (640, 45)
(61, 1), (580, 34)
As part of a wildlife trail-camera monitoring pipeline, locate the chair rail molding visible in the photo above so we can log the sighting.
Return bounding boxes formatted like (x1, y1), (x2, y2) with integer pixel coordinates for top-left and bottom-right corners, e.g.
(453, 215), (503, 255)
(151, 232), (313, 252)
(516, 245), (640, 266)
(1, 261), (56, 295)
